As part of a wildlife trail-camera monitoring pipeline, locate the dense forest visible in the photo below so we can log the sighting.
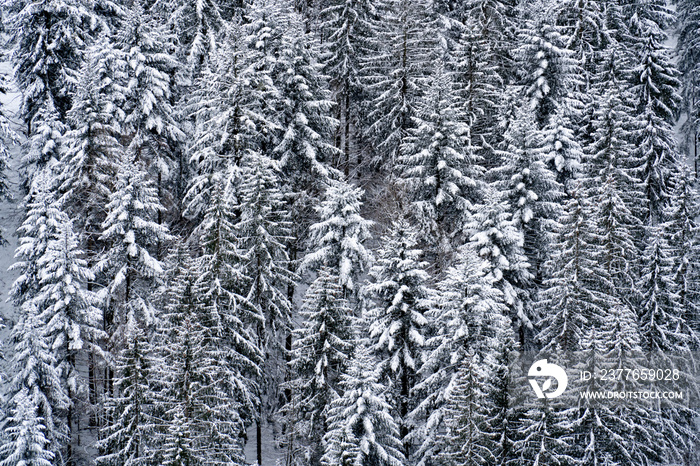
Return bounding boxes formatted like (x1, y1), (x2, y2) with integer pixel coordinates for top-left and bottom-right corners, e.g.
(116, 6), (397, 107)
(0, 0), (699, 464)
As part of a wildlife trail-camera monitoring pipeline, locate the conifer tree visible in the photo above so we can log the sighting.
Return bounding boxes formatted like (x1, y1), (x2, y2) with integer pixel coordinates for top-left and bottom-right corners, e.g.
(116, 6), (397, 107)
(5, 0), (106, 127)
(410, 244), (508, 466)
(320, 0), (376, 173)
(58, 39), (124, 245)
(31, 219), (102, 463)
(285, 267), (353, 465)
(678, 0), (700, 172)
(321, 344), (405, 466)
(665, 166), (700, 335)
(630, 32), (683, 224)
(536, 186), (604, 353)
(364, 0), (439, 170)
(97, 158), (172, 343)
(0, 75), (19, 245)
(365, 219), (434, 458)
(1, 311), (69, 464)
(0, 391), (55, 466)
(490, 106), (563, 279)
(517, 14), (580, 129)
(96, 322), (157, 466)
(465, 190), (533, 340)
(300, 180), (374, 303)
(184, 19), (277, 220)
(192, 169), (262, 437)
(398, 61), (483, 252)
(584, 62), (643, 308)
(116, 0), (184, 212)
(9, 173), (66, 308)
(236, 152), (295, 462)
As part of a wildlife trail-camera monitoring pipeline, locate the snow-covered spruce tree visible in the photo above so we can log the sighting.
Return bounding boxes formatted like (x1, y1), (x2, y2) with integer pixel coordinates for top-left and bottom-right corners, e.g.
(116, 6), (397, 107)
(437, 350), (494, 466)
(409, 244), (509, 466)
(536, 111), (583, 188)
(97, 157), (172, 340)
(0, 391), (55, 466)
(184, 18), (277, 220)
(31, 219), (102, 463)
(511, 395), (576, 466)
(639, 226), (693, 354)
(96, 321), (159, 466)
(666, 165), (700, 336)
(4, 0), (106, 128)
(678, 0), (700, 170)
(271, 18), (341, 299)
(236, 152), (296, 461)
(554, 0), (607, 84)
(536, 185), (604, 353)
(116, 0), (184, 210)
(1, 310), (69, 465)
(9, 171), (66, 308)
(516, 11), (581, 129)
(299, 180), (373, 304)
(57, 38), (125, 245)
(364, 0), (439, 171)
(284, 267), (353, 465)
(583, 59), (643, 308)
(19, 102), (64, 188)
(489, 106), (563, 281)
(364, 219), (434, 459)
(320, 0), (376, 173)
(565, 307), (664, 466)
(190, 171), (261, 464)
(465, 190), (533, 343)
(630, 31), (683, 225)
(272, 20), (340, 210)
(321, 343), (405, 466)
(398, 60), (484, 255)
(153, 0), (228, 69)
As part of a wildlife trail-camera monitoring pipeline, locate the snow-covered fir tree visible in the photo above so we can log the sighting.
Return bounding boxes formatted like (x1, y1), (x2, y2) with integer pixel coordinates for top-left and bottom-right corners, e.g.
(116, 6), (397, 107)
(584, 56), (643, 308)
(398, 60), (483, 255)
(31, 219), (102, 463)
(300, 180), (374, 303)
(1, 310), (69, 464)
(184, 18), (277, 220)
(364, 0), (439, 170)
(0, 73), (18, 244)
(666, 165), (700, 335)
(0, 391), (55, 466)
(517, 12), (581, 129)
(97, 157), (172, 340)
(630, 31), (683, 225)
(57, 39), (124, 244)
(116, 0), (185, 212)
(191, 169), (262, 438)
(284, 267), (353, 465)
(364, 219), (434, 459)
(678, 0), (700, 169)
(96, 321), (158, 466)
(409, 244), (509, 466)
(489, 105), (563, 281)
(320, 0), (376, 173)
(4, 0), (106, 127)
(465, 190), (533, 343)
(236, 151), (296, 462)
(9, 172), (66, 308)
(321, 343), (405, 466)
(536, 185), (604, 353)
